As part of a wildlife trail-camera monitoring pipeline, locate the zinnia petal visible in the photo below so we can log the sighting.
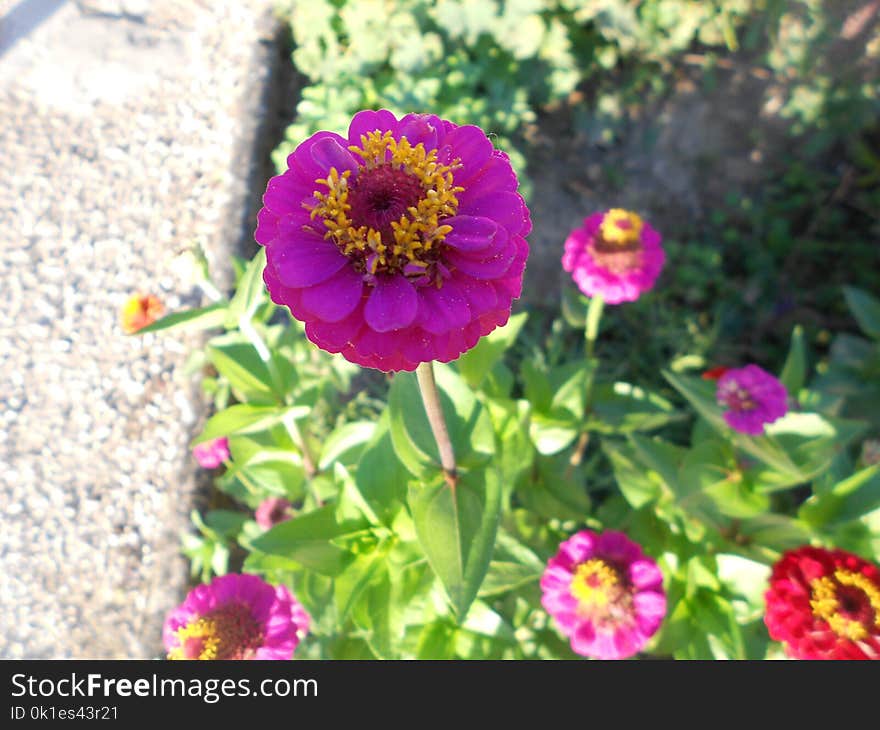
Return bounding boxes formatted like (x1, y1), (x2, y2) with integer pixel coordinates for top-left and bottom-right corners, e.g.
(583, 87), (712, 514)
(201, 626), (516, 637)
(365, 275), (418, 332)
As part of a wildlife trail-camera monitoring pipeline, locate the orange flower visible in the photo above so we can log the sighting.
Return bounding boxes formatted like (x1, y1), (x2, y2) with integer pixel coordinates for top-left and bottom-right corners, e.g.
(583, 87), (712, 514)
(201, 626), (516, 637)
(121, 293), (164, 334)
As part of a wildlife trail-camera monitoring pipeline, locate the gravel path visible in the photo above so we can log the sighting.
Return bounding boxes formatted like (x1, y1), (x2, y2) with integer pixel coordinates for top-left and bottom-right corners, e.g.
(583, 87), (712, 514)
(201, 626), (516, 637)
(0, 0), (279, 658)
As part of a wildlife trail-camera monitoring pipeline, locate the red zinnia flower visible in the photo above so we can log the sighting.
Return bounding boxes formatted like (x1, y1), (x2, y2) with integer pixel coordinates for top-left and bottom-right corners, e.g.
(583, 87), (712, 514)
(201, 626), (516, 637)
(764, 546), (880, 659)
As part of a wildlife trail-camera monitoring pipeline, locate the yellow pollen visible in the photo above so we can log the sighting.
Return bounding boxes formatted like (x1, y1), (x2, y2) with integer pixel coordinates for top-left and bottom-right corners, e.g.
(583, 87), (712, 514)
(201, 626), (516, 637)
(599, 208), (644, 248)
(308, 130), (463, 277)
(168, 604), (262, 660)
(810, 568), (880, 642)
(168, 616), (224, 660)
(571, 558), (620, 610)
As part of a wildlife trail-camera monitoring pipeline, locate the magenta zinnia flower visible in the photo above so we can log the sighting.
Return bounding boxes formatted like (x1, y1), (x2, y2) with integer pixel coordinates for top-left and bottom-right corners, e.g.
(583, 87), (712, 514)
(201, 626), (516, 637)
(540, 530), (666, 660)
(192, 437), (230, 469)
(164, 573), (310, 660)
(255, 497), (293, 530)
(562, 208), (664, 304)
(255, 109), (530, 372)
(716, 364), (788, 436)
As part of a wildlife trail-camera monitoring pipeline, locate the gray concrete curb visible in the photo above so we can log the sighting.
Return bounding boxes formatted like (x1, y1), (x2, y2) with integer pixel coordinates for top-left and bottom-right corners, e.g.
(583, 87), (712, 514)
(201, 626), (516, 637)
(0, 0), (287, 658)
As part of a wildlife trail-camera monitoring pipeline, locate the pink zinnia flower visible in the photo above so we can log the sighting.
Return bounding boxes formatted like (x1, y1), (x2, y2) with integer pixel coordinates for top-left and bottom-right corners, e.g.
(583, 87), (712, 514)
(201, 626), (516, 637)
(164, 573), (310, 660)
(192, 437), (230, 469)
(765, 546), (880, 660)
(255, 497), (293, 530)
(255, 109), (530, 372)
(562, 208), (664, 304)
(716, 364), (788, 436)
(540, 529), (666, 660)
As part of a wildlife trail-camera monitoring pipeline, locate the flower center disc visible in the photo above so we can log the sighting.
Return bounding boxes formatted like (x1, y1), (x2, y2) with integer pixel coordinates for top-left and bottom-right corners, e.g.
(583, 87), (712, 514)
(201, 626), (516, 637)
(348, 164), (424, 242)
(588, 209), (645, 273)
(718, 382), (756, 412)
(170, 603), (263, 660)
(595, 209), (644, 251)
(571, 558), (626, 614)
(810, 569), (880, 641)
(310, 130), (463, 281)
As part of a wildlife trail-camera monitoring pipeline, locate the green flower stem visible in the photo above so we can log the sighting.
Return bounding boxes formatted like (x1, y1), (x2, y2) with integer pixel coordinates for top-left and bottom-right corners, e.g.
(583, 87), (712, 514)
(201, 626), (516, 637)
(416, 362), (458, 489)
(584, 293), (605, 359)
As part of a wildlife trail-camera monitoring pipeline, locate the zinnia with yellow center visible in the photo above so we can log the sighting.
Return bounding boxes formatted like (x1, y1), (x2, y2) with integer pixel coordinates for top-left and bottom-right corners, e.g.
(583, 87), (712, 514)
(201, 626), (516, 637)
(561, 208), (664, 304)
(764, 546), (880, 659)
(540, 529), (666, 659)
(255, 109), (530, 372)
(163, 573), (310, 660)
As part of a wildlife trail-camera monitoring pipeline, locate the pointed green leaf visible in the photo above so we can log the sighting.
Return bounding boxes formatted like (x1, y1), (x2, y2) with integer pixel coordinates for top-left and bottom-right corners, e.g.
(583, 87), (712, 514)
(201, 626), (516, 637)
(194, 404), (309, 445)
(779, 324), (807, 393)
(800, 465), (880, 528)
(408, 468), (502, 620)
(249, 504), (368, 576)
(134, 302), (227, 335)
(226, 248), (268, 326)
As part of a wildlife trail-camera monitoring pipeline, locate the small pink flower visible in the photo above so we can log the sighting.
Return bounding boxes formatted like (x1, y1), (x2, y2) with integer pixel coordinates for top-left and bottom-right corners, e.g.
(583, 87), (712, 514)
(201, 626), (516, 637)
(255, 497), (293, 530)
(716, 365), (788, 436)
(562, 208), (665, 304)
(163, 573), (310, 660)
(192, 437), (230, 469)
(540, 529), (666, 660)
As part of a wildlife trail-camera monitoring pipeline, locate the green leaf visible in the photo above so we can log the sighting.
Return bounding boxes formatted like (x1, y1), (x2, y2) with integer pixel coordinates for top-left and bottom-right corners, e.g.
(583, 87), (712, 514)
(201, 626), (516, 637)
(779, 325), (807, 393)
(408, 468), (502, 620)
(677, 440), (770, 519)
(844, 286), (880, 340)
(455, 312), (527, 388)
(319, 421), (375, 470)
(738, 515), (813, 553)
(226, 248), (268, 326)
(388, 364), (495, 478)
(134, 302), (227, 335)
(194, 404), (309, 445)
(334, 462), (380, 527)
(586, 382), (678, 433)
(602, 438), (663, 508)
(355, 413), (409, 525)
(549, 360), (596, 422)
(628, 433), (685, 491)
(477, 561), (541, 598)
(799, 465), (880, 528)
(208, 335), (276, 401)
(415, 622), (457, 659)
(334, 550), (387, 624)
(528, 413), (579, 455)
(561, 286), (589, 328)
(204, 509), (247, 538)
(485, 398), (534, 487)
(249, 504), (368, 576)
